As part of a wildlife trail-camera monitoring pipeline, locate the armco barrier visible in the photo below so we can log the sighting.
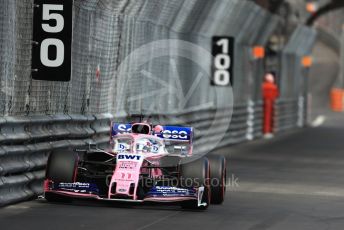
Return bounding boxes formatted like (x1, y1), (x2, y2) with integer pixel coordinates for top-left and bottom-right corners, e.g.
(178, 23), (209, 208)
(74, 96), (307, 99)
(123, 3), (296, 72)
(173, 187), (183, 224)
(0, 113), (113, 207)
(274, 99), (301, 133)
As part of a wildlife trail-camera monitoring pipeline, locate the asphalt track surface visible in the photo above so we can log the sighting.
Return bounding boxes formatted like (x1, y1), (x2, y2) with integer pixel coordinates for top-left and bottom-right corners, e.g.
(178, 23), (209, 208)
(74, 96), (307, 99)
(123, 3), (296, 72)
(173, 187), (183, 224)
(1, 110), (344, 230)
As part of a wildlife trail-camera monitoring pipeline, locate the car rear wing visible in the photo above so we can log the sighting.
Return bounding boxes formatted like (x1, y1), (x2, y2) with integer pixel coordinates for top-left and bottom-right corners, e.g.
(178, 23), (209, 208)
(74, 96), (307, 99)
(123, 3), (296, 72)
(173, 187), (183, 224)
(111, 123), (193, 142)
(111, 123), (194, 156)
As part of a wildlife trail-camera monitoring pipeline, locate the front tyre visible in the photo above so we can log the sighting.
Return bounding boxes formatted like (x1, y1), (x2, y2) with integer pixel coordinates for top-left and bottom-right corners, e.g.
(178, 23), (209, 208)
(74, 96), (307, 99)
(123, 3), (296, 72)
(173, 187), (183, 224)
(45, 150), (78, 203)
(179, 157), (210, 210)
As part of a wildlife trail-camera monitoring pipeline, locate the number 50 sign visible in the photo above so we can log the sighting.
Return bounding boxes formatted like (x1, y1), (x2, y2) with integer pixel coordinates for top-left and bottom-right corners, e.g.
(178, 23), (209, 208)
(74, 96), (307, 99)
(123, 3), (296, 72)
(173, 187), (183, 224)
(211, 36), (234, 86)
(32, 0), (73, 82)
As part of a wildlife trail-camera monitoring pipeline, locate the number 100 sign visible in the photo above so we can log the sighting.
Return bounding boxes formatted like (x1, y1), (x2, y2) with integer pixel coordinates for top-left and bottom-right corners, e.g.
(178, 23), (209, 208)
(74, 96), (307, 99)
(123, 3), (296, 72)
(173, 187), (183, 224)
(211, 36), (234, 86)
(31, 0), (73, 82)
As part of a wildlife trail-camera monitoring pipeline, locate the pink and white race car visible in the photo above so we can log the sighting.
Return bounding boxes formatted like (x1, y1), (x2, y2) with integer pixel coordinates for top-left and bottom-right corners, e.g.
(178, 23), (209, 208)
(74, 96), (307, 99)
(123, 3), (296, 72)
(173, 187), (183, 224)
(44, 122), (226, 210)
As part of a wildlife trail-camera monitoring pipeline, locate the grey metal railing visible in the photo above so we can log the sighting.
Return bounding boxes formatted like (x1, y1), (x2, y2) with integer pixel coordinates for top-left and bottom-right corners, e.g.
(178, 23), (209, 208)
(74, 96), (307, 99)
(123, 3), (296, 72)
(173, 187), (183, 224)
(0, 113), (112, 206)
(274, 99), (300, 133)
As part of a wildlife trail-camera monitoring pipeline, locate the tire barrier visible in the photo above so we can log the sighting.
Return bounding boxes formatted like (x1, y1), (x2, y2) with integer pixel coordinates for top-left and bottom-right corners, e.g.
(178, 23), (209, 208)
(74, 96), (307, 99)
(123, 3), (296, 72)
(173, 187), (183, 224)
(0, 113), (113, 207)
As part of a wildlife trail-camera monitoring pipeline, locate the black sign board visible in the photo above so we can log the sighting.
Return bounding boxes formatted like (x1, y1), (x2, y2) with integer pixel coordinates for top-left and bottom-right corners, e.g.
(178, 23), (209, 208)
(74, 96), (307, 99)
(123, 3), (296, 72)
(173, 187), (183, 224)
(211, 36), (234, 86)
(32, 0), (73, 82)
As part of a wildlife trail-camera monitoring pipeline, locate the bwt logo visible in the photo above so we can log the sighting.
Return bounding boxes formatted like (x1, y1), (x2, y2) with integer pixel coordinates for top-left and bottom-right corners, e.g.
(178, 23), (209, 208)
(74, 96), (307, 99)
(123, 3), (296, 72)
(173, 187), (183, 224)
(162, 130), (188, 139)
(117, 154), (142, 161)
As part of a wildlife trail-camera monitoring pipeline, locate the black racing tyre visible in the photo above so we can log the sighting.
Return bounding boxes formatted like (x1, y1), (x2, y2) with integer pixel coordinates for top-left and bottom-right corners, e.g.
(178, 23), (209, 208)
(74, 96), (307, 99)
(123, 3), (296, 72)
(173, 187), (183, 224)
(208, 155), (226, 204)
(45, 150), (78, 203)
(179, 157), (210, 210)
(46, 149), (78, 183)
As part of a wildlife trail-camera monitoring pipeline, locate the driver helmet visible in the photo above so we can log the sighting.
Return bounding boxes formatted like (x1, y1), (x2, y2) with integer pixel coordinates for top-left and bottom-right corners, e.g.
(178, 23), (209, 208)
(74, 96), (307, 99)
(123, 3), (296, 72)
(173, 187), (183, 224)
(153, 125), (164, 134)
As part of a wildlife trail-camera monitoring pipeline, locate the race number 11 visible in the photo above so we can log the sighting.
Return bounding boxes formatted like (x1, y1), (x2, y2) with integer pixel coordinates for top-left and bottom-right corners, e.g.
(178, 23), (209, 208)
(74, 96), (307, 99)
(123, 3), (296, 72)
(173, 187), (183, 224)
(32, 0), (73, 82)
(211, 36), (234, 86)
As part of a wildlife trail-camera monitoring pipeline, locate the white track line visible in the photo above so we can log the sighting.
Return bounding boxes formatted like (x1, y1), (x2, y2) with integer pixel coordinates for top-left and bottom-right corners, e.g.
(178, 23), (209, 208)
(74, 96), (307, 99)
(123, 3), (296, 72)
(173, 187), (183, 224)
(311, 115), (326, 127)
(136, 212), (181, 230)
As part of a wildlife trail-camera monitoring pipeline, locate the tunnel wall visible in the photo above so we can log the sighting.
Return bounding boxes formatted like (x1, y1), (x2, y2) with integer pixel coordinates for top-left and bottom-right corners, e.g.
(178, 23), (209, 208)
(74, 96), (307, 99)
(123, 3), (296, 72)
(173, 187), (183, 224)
(275, 26), (317, 132)
(0, 0), (315, 206)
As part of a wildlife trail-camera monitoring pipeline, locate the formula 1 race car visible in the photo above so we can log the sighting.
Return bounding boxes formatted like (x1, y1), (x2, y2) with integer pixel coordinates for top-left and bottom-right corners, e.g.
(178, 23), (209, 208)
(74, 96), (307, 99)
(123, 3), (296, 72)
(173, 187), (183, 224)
(44, 122), (226, 210)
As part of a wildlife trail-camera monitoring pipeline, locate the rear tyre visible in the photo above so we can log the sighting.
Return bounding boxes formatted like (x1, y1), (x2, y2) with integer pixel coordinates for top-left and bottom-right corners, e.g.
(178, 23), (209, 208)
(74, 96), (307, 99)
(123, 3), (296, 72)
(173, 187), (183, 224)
(208, 155), (226, 204)
(179, 157), (210, 210)
(45, 150), (78, 203)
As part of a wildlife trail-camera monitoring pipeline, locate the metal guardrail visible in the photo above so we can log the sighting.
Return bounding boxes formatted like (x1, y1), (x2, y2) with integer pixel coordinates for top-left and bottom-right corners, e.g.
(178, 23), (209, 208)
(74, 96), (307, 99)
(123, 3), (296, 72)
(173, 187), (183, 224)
(216, 101), (263, 148)
(274, 98), (305, 133)
(0, 113), (113, 207)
